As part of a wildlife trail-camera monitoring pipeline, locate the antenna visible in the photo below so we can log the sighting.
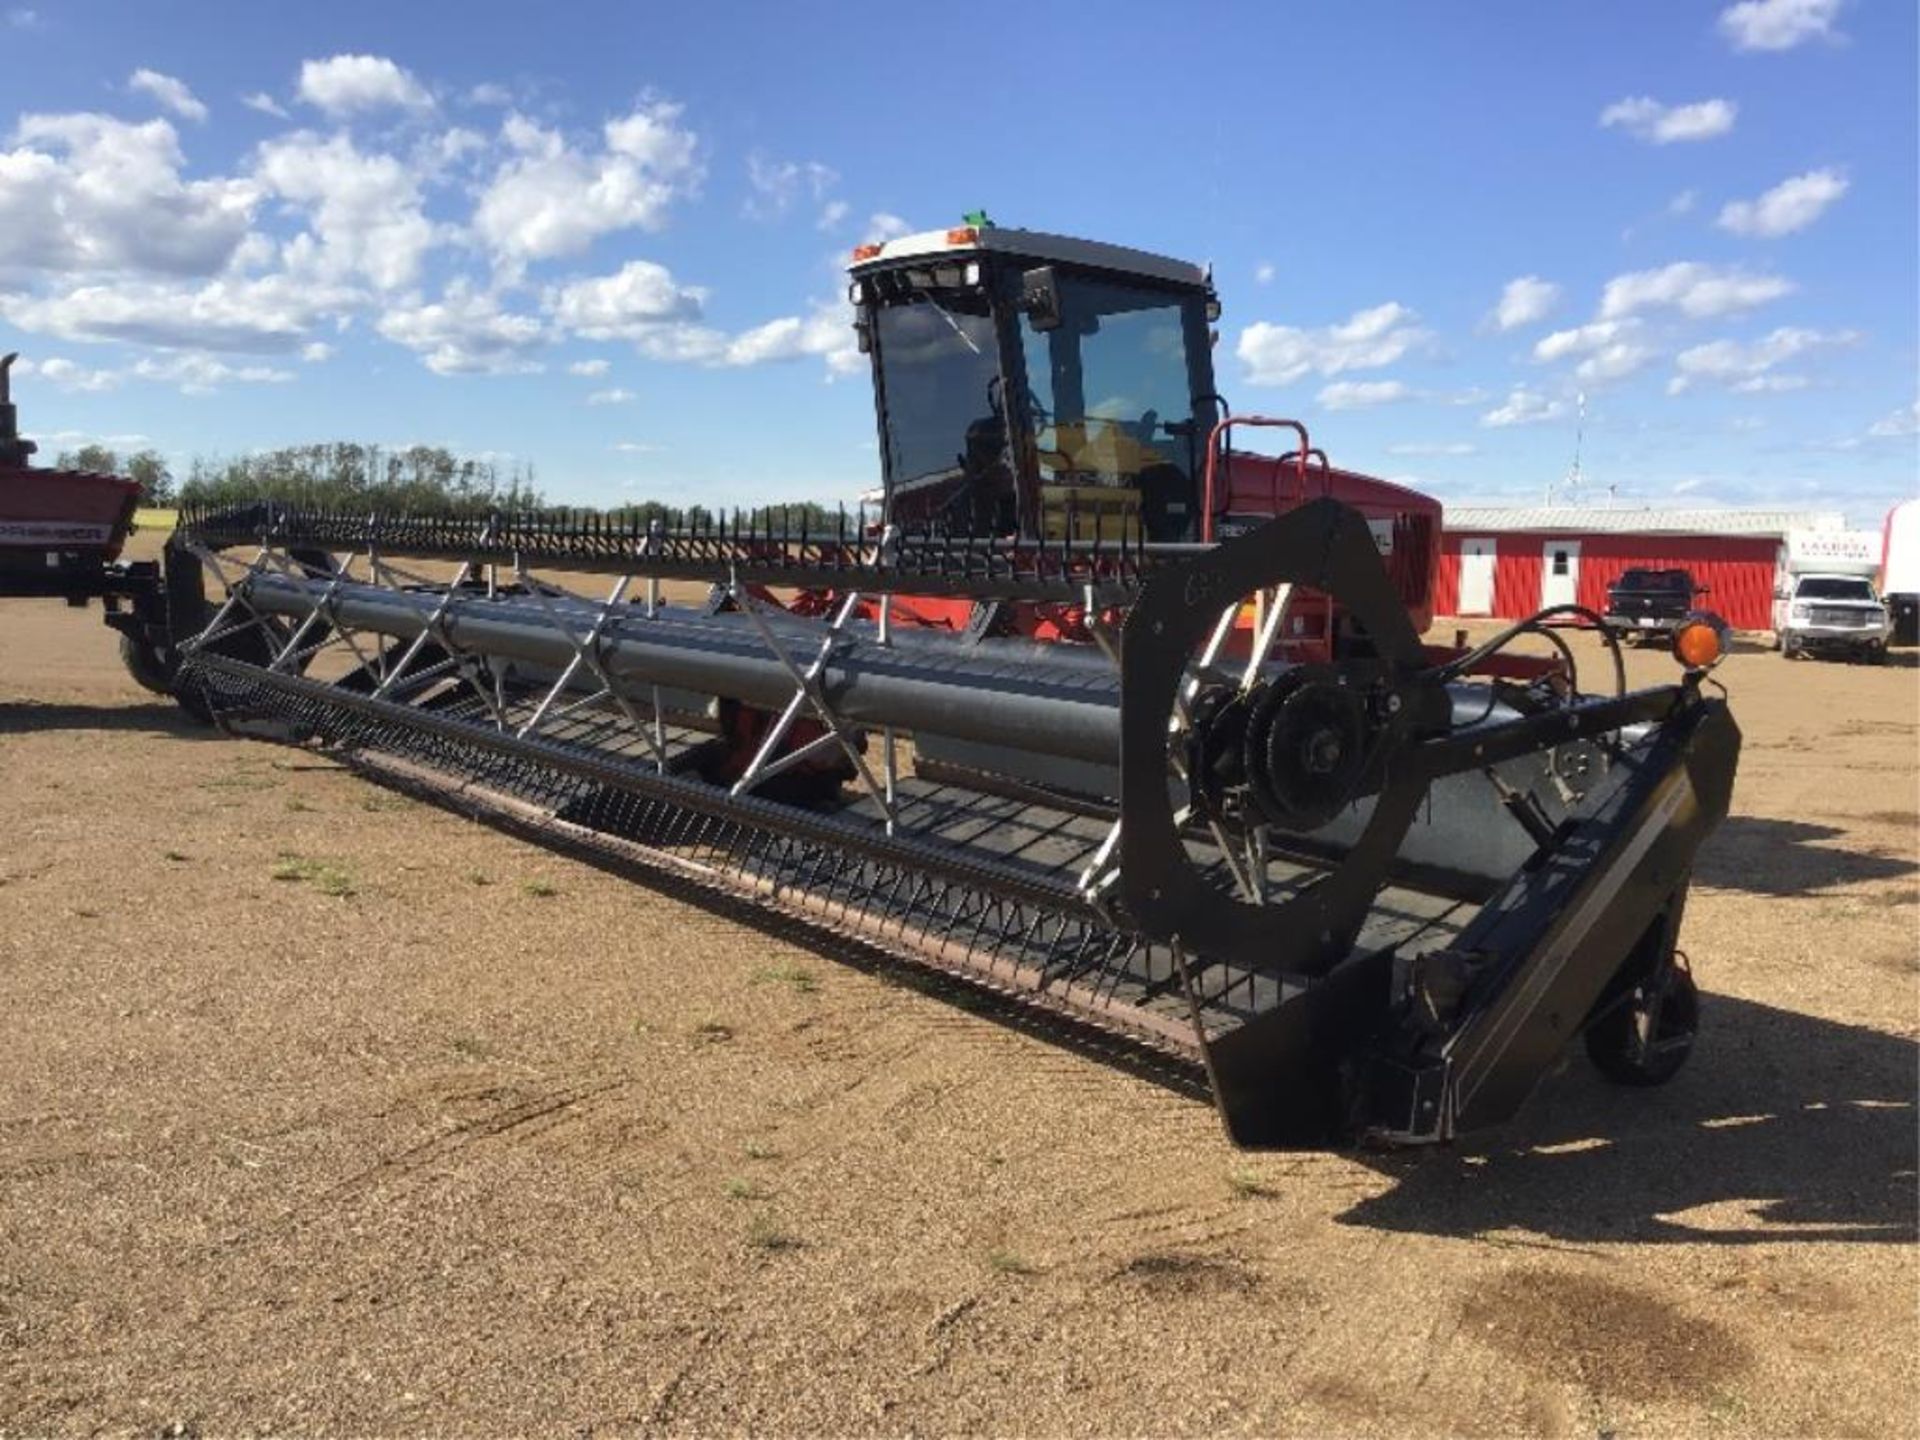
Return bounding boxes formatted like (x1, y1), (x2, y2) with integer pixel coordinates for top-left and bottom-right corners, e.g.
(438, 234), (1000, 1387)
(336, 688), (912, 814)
(1547, 391), (1587, 505)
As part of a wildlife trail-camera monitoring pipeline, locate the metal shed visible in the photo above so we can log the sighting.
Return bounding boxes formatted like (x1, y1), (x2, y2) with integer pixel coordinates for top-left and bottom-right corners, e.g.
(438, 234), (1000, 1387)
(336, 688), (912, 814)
(1434, 507), (1842, 631)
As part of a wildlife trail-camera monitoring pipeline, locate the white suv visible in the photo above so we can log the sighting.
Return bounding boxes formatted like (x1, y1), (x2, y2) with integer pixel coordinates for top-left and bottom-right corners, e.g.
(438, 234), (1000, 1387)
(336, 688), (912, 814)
(1773, 573), (1893, 663)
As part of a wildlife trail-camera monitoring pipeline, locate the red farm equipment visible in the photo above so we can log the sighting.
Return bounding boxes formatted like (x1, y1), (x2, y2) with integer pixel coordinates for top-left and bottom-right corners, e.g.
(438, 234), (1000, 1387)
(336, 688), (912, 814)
(0, 352), (181, 689)
(23, 228), (1741, 1148)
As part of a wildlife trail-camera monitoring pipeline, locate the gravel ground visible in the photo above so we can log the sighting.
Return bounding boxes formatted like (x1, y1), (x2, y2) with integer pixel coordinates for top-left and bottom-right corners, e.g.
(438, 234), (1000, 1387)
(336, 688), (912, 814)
(1, 539), (1914, 1437)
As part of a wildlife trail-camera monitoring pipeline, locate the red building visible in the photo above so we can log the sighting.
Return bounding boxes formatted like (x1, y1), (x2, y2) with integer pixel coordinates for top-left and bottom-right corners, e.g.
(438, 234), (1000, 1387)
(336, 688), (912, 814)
(1434, 507), (1843, 632)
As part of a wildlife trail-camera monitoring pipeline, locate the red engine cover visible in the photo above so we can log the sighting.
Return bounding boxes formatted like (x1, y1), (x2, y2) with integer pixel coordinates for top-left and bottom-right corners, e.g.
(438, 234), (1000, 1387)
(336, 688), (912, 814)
(0, 465), (142, 559)
(1218, 451), (1442, 637)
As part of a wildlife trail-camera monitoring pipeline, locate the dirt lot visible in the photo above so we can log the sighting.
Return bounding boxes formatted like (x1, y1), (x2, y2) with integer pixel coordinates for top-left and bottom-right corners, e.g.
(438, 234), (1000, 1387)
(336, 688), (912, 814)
(1, 532), (1915, 1436)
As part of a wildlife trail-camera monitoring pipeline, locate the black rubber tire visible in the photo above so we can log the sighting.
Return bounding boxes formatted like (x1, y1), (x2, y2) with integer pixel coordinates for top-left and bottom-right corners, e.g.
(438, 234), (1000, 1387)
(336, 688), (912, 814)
(117, 632), (177, 696)
(1584, 963), (1699, 1087)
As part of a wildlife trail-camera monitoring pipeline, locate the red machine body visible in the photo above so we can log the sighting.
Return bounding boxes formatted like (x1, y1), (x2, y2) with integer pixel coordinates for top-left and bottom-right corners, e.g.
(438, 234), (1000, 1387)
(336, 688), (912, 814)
(0, 353), (144, 602)
(0, 465), (142, 558)
(0, 352), (175, 694)
(861, 447), (1439, 665)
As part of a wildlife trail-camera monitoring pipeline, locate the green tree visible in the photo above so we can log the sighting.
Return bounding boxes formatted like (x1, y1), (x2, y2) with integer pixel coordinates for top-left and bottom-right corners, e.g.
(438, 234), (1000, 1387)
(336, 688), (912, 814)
(178, 440), (545, 512)
(124, 450), (175, 505)
(56, 443), (118, 474)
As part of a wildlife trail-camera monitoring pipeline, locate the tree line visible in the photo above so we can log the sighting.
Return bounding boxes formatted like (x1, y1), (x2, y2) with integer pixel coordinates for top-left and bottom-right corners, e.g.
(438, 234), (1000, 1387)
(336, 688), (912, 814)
(55, 441), (543, 512)
(178, 442), (545, 511)
(54, 442), (841, 529)
(55, 444), (176, 504)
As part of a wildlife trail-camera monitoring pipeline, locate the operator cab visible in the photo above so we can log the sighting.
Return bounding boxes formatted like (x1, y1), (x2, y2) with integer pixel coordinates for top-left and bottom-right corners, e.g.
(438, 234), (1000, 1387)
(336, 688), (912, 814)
(848, 226), (1220, 543)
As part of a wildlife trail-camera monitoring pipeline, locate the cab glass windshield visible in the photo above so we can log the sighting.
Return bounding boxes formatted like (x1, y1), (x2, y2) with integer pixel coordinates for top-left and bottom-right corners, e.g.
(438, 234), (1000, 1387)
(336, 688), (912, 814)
(1018, 276), (1202, 540)
(1797, 577), (1875, 601)
(873, 290), (1011, 532)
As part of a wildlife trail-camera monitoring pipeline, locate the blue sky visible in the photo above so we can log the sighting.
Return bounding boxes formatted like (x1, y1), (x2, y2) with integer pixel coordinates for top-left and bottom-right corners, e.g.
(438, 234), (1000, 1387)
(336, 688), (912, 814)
(1, 0), (1914, 523)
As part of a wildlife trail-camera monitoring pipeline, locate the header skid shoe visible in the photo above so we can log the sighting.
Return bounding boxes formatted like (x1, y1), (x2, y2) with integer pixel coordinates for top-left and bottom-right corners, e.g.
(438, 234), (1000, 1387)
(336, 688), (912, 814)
(169, 496), (1739, 1148)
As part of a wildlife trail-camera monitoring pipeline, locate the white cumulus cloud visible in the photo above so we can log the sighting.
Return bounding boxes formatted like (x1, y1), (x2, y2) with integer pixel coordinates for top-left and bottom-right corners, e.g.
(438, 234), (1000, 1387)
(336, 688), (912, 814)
(743, 152), (836, 222)
(0, 272), (349, 351)
(128, 69), (207, 123)
(721, 305), (862, 375)
(1481, 388), (1570, 428)
(623, 301), (863, 378)
(131, 352), (294, 393)
(863, 212), (912, 244)
(1599, 96), (1737, 144)
(0, 112), (256, 277)
(1531, 318), (1654, 381)
(297, 54), (433, 117)
(1237, 302), (1430, 386)
(27, 355), (120, 391)
(376, 281), (545, 375)
(1533, 319), (1637, 363)
(1598, 261), (1794, 320)
(1667, 326), (1858, 393)
(1866, 399), (1919, 438)
(546, 259), (705, 339)
(1317, 379), (1414, 410)
(1717, 168), (1848, 237)
(255, 130), (437, 290)
(20, 351), (292, 394)
(567, 358), (610, 377)
(473, 105), (700, 269)
(240, 92), (288, 119)
(1489, 275), (1560, 331)
(1575, 343), (1656, 384)
(1719, 0), (1844, 52)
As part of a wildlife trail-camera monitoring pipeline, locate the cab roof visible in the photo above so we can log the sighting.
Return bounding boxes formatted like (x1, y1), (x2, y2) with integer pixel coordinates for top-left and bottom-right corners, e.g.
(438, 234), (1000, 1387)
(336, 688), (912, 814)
(848, 226), (1208, 289)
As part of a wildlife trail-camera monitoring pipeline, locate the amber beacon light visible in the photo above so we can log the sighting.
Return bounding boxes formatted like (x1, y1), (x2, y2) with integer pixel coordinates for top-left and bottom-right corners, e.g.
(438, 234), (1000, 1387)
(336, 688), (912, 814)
(1672, 612), (1730, 672)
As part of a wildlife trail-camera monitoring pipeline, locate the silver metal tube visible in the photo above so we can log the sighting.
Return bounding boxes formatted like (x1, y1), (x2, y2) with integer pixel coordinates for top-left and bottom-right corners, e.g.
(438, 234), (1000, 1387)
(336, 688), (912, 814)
(241, 572), (1130, 765)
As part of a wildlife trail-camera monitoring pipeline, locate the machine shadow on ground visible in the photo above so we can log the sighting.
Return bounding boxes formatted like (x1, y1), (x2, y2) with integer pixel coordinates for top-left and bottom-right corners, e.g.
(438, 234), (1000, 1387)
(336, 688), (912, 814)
(1342, 994), (1918, 1246)
(1694, 815), (1918, 895)
(0, 700), (217, 738)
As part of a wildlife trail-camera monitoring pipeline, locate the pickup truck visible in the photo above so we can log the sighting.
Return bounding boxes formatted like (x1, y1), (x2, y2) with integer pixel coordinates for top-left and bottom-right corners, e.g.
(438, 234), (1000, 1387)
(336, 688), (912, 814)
(1773, 572), (1892, 663)
(1603, 568), (1703, 641)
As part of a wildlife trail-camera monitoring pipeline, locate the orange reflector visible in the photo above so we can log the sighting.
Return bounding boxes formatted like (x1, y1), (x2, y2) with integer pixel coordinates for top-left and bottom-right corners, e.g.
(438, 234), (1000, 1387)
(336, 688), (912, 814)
(945, 225), (980, 246)
(850, 243), (883, 261)
(1672, 617), (1724, 671)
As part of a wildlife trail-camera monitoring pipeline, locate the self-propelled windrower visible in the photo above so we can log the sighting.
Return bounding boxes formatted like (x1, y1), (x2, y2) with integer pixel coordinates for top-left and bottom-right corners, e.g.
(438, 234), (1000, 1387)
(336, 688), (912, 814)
(145, 224), (1739, 1147)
